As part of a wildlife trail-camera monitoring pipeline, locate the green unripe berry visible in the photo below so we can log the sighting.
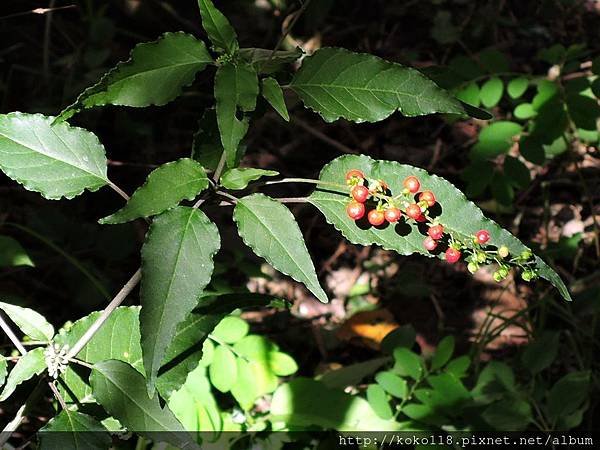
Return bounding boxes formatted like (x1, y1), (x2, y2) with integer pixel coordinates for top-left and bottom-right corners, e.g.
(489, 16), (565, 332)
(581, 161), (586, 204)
(493, 271), (504, 282)
(467, 261), (479, 273)
(476, 251), (487, 264)
(521, 269), (536, 282)
(498, 245), (509, 258)
(520, 250), (532, 261)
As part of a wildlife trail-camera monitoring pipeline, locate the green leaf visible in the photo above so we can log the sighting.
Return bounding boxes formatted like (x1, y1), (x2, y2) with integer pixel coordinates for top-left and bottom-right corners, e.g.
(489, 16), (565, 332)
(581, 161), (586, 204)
(90, 360), (194, 448)
(366, 384), (393, 420)
(231, 358), (259, 410)
(514, 103), (536, 119)
(547, 371), (590, 421)
(521, 331), (559, 374)
(38, 410), (111, 450)
(482, 398), (532, 430)
(380, 325), (416, 354)
(471, 121), (522, 160)
(0, 302), (54, 341)
(0, 347), (45, 401)
(0, 236), (34, 267)
(504, 156), (531, 189)
(215, 63), (259, 166)
(192, 109), (245, 171)
(392, 348), (423, 380)
(308, 154), (571, 301)
(592, 78), (600, 98)
(445, 355), (470, 378)
(212, 316), (249, 343)
(0, 357), (7, 388)
(99, 158), (209, 224)
(269, 352), (298, 376)
(271, 378), (400, 431)
(238, 47), (303, 74)
(455, 82), (480, 107)
(220, 167), (279, 190)
(57, 33), (212, 122)
(290, 47), (488, 123)
(0, 113), (108, 200)
(262, 78), (290, 121)
(375, 371), (407, 399)
(479, 77), (504, 108)
(507, 77), (529, 99)
(566, 94), (600, 130)
(319, 357), (390, 389)
(233, 193), (327, 302)
(479, 49), (509, 73)
(431, 335), (454, 370)
(208, 345), (237, 392)
(141, 206), (220, 397)
(197, 0), (238, 54)
(519, 135), (545, 165)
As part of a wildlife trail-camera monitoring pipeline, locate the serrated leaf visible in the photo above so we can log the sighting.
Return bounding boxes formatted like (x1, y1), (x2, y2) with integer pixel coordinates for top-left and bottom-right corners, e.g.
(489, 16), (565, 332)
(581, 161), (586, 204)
(238, 47), (303, 74)
(209, 345), (237, 392)
(290, 47), (489, 123)
(308, 154), (571, 301)
(366, 384), (393, 420)
(57, 32), (212, 121)
(480, 77), (504, 108)
(192, 109), (244, 171)
(38, 410), (111, 450)
(431, 335), (454, 370)
(197, 0), (238, 54)
(0, 302), (54, 341)
(0, 113), (108, 200)
(0, 347), (45, 401)
(141, 206), (220, 397)
(262, 77), (290, 121)
(212, 316), (248, 343)
(99, 158), (209, 224)
(90, 360), (195, 448)
(233, 193), (327, 302)
(0, 236), (34, 267)
(507, 77), (529, 99)
(215, 63), (259, 166)
(220, 167), (278, 190)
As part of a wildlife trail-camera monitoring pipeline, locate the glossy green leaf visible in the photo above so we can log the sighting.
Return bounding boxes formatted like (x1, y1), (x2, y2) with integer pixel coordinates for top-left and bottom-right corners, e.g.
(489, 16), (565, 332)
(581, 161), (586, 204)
(375, 371), (407, 399)
(90, 360), (194, 448)
(197, 0), (238, 54)
(57, 33), (212, 121)
(308, 155), (571, 301)
(0, 347), (45, 401)
(220, 167), (279, 190)
(262, 78), (289, 121)
(99, 158), (209, 224)
(522, 331), (559, 374)
(215, 63), (259, 166)
(38, 410), (111, 450)
(0, 302), (54, 341)
(271, 378), (400, 431)
(290, 47), (489, 123)
(238, 47), (303, 74)
(366, 384), (393, 420)
(319, 357), (390, 389)
(212, 316), (248, 343)
(431, 336), (454, 370)
(141, 206), (220, 396)
(471, 121), (522, 160)
(209, 345), (237, 392)
(392, 348), (423, 380)
(480, 77), (504, 108)
(507, 77), (529, 99)
(0, 113), (108, 200)
(0, 236), (34, 267)
(234, 193), (327, 302)
(547, 371), (590, 421)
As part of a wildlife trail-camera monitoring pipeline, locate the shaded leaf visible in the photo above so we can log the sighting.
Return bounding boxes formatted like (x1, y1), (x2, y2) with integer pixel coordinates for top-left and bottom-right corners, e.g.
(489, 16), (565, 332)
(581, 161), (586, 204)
(57, 33), (212, 121)
(380, 325), (416, 354)
(547, 371), (590, 421)
(233, 194), (327, 302)
(290, 47), (488, 123)
(393, 348), (423, 380)
(0, 236), (34, 267)
(367, 384), (393, 420)
(38, 410), (111, 450)
(0, 347), (45, 401)
(262, 78), (290, 121)
(319, 357), (390, 389)
(141, 207), (220, 396)
(482, 398), (532, 431)
(445, 355), (470, 378)
(566, 94), (600, 131)
(0, 302), (54, 341)
(238, 47), (303, 74)
(522, 331), (559, 374)
(431, 336), (454, 370)
(0, 113), (108, 200)
(220, 167), (279, 190)
(504, 156), (531, 189)
(197, 0), (238, 54)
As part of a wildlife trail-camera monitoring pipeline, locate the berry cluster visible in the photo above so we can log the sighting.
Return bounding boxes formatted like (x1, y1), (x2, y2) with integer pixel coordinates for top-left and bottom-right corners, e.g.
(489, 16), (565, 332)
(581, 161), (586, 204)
(344, 169), (539, 283)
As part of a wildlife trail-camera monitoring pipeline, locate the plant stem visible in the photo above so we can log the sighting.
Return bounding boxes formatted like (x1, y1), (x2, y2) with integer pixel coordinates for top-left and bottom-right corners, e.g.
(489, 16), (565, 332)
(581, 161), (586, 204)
(48, 379), (67, 410)
(215, 190), (239, 204)
(0, 314), (27, 355)
(67, 268), (141, 359)
(108, 180), (131, 202)
(213, 152), (227, 183)
(263, 177), (348, 191)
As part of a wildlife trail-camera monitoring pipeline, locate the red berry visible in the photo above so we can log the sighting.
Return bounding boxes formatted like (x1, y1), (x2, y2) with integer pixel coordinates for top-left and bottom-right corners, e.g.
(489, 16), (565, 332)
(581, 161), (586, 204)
(428, 224), (444, 240)
(445, 248), (461, 264)
(351, 185), (369, 203)
(475, 229), (491, 245)
(384, 207), (401, 223)
(368, 209), (385, 226)
(346, 201), (365, 220)
(419, 190), (436, 207)
(423, 236), (438, 251)
(405, 203), (422, 220)
(346, 169), (365, 182)
(403, 176), (421, 193)
(415, 214), (427, 223)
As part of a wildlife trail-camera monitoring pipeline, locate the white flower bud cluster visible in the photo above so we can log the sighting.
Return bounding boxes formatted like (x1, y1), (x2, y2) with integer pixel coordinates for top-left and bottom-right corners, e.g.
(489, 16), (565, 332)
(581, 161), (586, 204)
(44, 343), (70, 379)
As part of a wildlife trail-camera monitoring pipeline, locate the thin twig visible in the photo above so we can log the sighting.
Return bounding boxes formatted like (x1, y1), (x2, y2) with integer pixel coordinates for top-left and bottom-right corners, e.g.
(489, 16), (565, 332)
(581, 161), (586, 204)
(48, 379), (67, 410)
(0, 315), (27, 355)
(108, 180), (131, 202)
(215, 190), (239, 204)
(67, 269), (141, 359)
(290, 117), (357, 154)
(213, 153), (227, 183)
